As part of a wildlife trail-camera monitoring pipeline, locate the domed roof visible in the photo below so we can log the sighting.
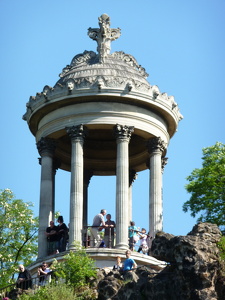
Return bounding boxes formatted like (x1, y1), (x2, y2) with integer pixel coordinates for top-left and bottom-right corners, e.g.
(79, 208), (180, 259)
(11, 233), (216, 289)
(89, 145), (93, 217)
(54, 13), (150, 94)
(23, 14), (183, 163)
(55, 50), (150, 94)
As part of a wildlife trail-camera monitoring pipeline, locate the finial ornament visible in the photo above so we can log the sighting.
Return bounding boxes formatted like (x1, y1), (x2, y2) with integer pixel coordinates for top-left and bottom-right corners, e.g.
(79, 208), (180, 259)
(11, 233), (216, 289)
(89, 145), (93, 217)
(88, 14), (121, 63)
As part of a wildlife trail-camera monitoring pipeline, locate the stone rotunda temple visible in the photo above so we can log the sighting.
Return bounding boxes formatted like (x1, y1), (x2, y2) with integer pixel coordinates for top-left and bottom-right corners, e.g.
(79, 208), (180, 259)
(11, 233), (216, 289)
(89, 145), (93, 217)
(23, 14), (183, 269)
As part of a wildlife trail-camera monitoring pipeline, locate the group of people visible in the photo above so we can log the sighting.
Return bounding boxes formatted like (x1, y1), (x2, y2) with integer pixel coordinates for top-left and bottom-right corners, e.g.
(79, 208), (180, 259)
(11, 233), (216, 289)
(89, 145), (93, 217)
(46, 216), (69, 255)
(90, 209), (152, 254)
(90, 209), (116, 248)
(16, 262), (52, 290)
(45, 211), (151, 255)
(129, 221), (152, 254)
(16, 249), (137, 292)
(113, 250), (137, 272)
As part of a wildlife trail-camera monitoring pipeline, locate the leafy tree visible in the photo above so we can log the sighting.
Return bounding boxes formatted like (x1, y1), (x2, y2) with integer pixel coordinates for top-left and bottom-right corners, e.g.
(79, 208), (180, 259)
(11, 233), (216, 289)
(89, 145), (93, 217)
(52, 243), (97, 290)
(183, 142), (225, 231)
(0, 189), (38, 288)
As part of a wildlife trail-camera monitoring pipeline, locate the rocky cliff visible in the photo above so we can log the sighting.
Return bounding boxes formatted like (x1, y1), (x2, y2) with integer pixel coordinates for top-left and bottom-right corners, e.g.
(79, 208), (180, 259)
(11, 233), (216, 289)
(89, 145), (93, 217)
(96, 223), (225, 300)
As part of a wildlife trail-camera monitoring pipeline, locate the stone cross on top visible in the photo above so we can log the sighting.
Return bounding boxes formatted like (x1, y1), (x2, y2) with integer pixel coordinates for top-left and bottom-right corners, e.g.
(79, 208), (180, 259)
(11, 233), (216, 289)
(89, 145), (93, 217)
(88, 14), (121, 63)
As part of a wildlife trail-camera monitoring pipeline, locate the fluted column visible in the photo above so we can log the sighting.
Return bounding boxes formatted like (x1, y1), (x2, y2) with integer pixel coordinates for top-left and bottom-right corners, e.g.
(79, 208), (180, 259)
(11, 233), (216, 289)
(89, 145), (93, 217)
(114, 124), (134, 249)
(37, 137), (56, 258)
(147, 137), (166, 238)
(66, 124), (87, 249)
(83, 170), (93, 227)
(128, 169), (137, 225)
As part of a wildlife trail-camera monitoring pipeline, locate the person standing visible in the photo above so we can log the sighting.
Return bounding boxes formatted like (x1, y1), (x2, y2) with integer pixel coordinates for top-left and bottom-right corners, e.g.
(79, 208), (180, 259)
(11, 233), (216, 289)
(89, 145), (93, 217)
(45, 221), (58, 255)
(128, 221), (138, 251)
(90, 209), (107, 247)
(104, 214), (116, 248)
(57, 216), (68, 252)
(137, 228), (148, 254)
(16, 265), (32, 290)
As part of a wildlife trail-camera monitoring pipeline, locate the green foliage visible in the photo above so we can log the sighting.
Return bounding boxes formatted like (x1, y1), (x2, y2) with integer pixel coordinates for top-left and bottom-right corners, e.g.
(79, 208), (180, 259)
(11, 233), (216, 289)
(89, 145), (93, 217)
(19, 245), (97, 300)
(53, 243), (97, 289)
(183, 142), (225, 230)
(19, 283), (75, 300)
(218, 236), (225, 261)
(0, 189), (38, 288)
(19, 282), (96, 300)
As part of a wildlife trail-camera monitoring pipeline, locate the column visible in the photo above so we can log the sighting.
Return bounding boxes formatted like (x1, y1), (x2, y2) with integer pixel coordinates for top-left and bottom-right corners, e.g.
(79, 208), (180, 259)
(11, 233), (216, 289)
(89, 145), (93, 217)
(66, 124), (87, 249)
(83, 170), (93, 228)
(147, 137), (166, 239)
(128, 169), (137, 225)
(114, 124), (134, 249)
(37, 137), (56, 259)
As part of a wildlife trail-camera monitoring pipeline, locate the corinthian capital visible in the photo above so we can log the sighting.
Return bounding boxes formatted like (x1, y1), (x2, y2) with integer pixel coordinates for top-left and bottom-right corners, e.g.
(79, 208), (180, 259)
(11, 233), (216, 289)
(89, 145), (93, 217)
(36, 137), (56, 156)
(66, 124), (88, 140)
(147, 137), (166, 154)
(113, 124), (134, 141)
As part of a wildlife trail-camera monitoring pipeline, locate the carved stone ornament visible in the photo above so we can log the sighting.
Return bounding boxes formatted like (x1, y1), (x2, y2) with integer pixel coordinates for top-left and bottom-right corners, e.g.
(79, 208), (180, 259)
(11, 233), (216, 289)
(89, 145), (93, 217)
(66, 124), (88, 140)
(161, 157), (168, 172)
(111, 51), (149, 78)
(88, 13), (121, 63)
(129, 169), (138, 186)
(147, 137), (166, 154)
(36, 137), (56, 156)
(113, 124), (134, 140)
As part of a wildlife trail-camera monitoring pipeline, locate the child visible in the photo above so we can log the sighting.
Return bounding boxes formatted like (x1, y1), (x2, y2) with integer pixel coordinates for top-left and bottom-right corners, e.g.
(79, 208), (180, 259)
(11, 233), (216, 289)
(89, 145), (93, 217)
(137, 228), (148, 254)
(113, 256), (123, 271)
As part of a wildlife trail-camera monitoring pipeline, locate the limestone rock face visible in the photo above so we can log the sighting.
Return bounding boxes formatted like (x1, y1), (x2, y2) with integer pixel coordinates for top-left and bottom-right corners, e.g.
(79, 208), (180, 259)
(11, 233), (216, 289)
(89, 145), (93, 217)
(96, 223), (225, 300)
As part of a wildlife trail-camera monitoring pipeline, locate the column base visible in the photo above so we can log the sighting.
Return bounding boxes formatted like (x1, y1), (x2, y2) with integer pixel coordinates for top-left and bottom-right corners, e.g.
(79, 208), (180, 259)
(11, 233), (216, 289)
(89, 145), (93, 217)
(115, 243), (129, 250)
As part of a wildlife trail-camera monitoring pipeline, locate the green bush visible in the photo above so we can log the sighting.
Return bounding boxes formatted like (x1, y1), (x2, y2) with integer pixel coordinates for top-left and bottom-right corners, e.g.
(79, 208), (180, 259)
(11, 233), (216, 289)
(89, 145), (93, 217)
(53, 243), (97, 289)
(19, 283), (75, 300)
(19, 245), (97, 299)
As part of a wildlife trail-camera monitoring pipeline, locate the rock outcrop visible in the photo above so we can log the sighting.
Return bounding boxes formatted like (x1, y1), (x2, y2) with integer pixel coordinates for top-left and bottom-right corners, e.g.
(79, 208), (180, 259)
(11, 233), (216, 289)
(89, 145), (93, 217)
(96, 223), (225, 300)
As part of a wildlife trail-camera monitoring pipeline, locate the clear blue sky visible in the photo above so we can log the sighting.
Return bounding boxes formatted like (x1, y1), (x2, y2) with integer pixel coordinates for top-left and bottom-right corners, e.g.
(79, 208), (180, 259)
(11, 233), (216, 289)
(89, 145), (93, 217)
(0, 0), (224, 237)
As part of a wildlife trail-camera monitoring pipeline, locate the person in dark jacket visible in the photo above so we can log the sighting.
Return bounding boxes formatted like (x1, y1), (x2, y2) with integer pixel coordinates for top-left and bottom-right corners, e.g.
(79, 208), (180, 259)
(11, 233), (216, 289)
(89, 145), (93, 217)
(16, 265), (32, 289)
(57, 216), (68, 252)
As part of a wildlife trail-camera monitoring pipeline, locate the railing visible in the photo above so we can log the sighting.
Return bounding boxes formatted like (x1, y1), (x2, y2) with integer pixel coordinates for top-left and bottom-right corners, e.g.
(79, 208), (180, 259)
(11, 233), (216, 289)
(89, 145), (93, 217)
(0, 274), (53, 299)
(83, 225), (114, 248)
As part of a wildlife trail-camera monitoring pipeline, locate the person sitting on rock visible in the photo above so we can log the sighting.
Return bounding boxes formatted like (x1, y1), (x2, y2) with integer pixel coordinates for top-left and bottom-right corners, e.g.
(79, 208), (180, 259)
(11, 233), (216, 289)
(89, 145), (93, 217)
(123, 250), (137, 271)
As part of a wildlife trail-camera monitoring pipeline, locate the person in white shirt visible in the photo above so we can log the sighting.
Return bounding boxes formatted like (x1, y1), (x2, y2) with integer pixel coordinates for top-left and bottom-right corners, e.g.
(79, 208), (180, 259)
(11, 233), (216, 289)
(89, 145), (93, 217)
(90, 209), (107, 247)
